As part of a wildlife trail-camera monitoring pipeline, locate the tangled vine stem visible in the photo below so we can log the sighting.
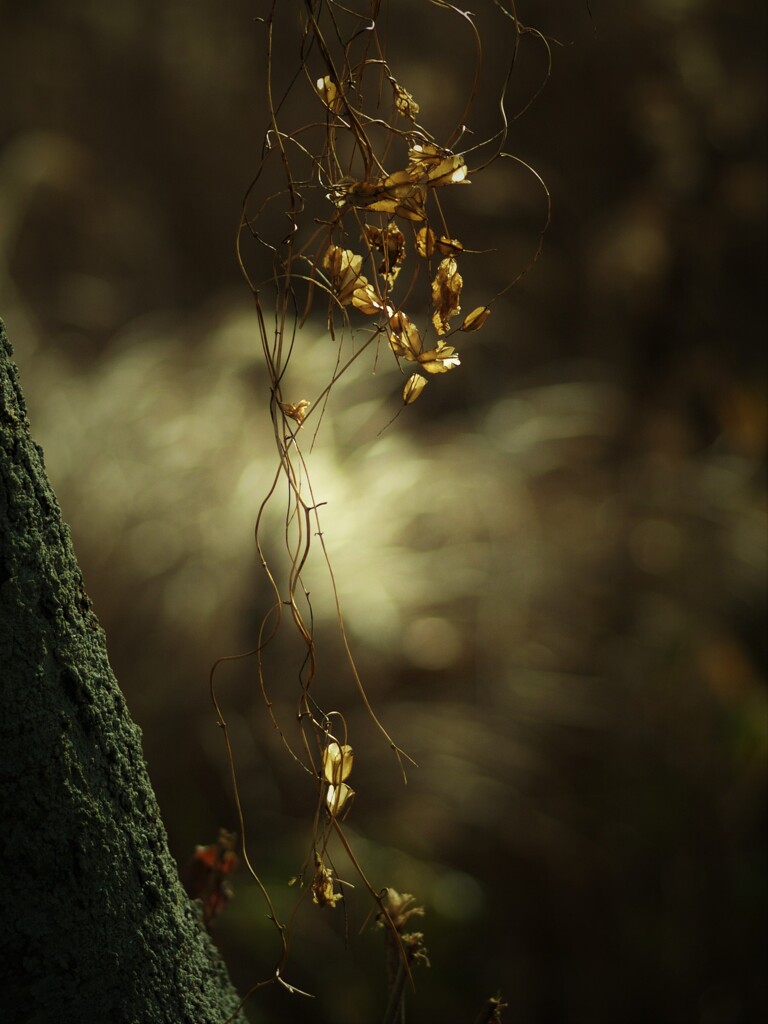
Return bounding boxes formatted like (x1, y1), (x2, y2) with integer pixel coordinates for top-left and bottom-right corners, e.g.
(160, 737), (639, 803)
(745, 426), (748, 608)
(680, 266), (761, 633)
(211, 0), (551, 1008)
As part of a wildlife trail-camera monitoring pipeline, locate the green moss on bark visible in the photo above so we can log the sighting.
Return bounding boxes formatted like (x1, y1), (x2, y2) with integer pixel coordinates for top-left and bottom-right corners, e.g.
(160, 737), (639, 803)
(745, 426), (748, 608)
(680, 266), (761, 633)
(0, 320), (247, 1024)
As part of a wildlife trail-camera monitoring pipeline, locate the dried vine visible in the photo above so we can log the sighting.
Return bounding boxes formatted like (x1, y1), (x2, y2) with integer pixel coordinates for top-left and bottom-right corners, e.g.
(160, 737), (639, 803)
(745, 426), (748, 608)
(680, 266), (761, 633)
(210, 0), (551, 1013)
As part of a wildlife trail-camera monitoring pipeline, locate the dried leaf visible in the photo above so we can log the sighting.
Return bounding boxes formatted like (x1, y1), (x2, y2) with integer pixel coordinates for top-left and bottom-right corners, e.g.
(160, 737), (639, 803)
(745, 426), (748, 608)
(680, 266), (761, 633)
(312, 854), (343, 908)
(436, 236), (464, 256)
(407, 143), (469, 187)
(330, 175), (427, 223)
(460, 306), (491, 332)
(416, 228), (464, 259)
(322, 244), (381, 309)
(418, 343), (461, 374)
(388, 311), (423, 360)
(280, 399), (311, 424)
(329, 141), (466, 222)
(378, 888), (425, 932)
(376, 171), (427, 222)
(351, 282), (386, 315)
(383, 169), (418, 193)
(403, 373), (428, 404)
(393, 82), (420, 120)
(365, 223), (406, 286)
(431, 257), (463, 335)
(322, 244), (360, 291)
(365, 223), (406, 260)
(316, 75), (343, 113)
(429, 160), (469, 188)
(415, 226), (436, 258)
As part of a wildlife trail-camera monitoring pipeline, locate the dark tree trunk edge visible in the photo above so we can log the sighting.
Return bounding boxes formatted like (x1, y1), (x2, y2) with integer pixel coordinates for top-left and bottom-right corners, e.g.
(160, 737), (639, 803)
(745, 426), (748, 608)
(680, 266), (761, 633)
(0, 319), (248, 1024)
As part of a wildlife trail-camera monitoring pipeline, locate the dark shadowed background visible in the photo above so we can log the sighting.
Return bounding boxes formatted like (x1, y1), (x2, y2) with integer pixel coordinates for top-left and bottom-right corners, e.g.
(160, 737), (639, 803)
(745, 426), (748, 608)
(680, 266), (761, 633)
(1, 1), (765, 1022)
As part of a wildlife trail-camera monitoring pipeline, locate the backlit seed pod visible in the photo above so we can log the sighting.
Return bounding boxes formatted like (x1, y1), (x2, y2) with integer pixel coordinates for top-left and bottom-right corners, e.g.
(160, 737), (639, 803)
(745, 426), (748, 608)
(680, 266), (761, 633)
(460, 306), (491, 332)
(326, 782), (354, 816)
(316, 76), (343, 113)
(322, 742), (354, 784)
(403, 374), (427, 405)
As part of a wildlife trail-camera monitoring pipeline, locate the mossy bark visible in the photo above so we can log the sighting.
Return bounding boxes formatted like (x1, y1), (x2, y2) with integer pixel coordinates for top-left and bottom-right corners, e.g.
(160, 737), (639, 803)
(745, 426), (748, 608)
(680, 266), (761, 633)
(0, 320), (247, 1024)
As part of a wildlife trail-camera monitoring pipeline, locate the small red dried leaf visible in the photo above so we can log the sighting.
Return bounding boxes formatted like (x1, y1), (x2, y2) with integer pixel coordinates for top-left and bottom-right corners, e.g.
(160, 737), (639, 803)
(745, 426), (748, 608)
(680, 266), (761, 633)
(181, 829), (239, 927)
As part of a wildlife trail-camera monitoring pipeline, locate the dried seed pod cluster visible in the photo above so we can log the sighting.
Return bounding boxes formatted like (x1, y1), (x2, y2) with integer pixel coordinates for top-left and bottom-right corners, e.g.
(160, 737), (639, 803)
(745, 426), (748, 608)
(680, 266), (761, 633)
(317, 134), (493, 407)
(226, 0), (546, 999)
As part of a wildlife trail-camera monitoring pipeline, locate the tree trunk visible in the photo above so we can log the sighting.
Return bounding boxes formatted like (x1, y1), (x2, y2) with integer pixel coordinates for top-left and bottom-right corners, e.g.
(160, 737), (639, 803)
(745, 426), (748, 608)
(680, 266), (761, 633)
(0, 320), (247, 1023)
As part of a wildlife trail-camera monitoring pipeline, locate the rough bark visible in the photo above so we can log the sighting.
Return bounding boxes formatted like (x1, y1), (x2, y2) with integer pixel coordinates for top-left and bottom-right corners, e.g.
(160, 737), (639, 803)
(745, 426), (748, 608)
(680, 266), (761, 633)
(0, 320), (247, 1024)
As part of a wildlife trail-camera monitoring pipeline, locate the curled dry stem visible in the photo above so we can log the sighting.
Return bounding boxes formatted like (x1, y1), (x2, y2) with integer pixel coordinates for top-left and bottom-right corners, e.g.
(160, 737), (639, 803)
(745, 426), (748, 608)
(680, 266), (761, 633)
(214, 0), (550, 1006)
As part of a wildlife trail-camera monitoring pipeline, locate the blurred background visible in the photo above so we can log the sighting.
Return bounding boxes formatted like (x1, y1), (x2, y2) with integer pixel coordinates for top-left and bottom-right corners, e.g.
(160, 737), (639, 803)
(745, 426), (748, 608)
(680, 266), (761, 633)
(1, 1), (765, 1022)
